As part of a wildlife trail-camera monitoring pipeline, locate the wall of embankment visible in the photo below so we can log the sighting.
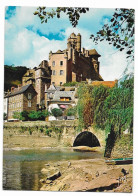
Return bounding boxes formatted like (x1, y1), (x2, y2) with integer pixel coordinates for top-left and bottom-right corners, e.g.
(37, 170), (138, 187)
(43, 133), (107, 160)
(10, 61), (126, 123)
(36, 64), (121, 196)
(3, 120), (106, 151)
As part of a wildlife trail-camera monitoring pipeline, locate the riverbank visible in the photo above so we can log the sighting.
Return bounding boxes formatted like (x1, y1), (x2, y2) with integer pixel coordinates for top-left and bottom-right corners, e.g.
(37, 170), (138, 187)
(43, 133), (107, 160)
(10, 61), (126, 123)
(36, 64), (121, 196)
(40, 158), (133, 192)
(3, 121), (133, 192)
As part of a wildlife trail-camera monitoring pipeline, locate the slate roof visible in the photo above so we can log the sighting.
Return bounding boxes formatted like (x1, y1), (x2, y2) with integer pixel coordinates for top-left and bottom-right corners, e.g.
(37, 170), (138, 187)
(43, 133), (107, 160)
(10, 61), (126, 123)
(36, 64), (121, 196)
(52, 91), (75, 101)
(88, 49), (101, 57)
(5, 84), (33, 97)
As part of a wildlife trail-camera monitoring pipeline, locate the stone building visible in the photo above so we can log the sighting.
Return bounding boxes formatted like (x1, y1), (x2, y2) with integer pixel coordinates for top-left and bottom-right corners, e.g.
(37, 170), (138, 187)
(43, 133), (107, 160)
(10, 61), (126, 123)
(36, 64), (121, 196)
(6, 84), (37, 121)
(22, 60), (51, 108)
(49, 33), (103, 86)
(45, 84), (76, 110)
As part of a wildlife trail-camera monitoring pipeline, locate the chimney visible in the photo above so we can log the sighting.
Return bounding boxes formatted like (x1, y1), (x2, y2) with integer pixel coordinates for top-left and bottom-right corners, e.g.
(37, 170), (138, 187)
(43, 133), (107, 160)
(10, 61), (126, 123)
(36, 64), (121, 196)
(18, 84), (22, 90)
(11, 87), (15, 92)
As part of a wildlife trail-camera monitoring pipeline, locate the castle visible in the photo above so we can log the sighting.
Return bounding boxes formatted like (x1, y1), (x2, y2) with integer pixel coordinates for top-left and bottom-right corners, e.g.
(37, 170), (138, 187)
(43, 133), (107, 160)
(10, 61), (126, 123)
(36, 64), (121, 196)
(22, 33), (103, 108)
(5, 33), (104, 121)
(49, 33), (103, 86)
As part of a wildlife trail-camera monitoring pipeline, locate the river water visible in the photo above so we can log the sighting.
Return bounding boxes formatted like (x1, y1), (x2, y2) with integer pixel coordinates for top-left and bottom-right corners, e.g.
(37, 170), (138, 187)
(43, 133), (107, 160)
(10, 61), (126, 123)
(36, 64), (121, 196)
(3, 148), (103, 191)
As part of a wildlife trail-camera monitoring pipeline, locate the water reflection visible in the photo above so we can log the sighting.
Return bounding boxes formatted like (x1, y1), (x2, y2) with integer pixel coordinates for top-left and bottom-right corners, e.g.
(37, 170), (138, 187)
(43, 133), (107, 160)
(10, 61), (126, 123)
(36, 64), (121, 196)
(3, 148), (103, 190)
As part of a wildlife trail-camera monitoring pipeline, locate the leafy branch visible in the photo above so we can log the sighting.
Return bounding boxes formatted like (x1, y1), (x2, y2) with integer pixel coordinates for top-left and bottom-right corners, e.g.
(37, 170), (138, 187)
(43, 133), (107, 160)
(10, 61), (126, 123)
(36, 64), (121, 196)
(34, 7), (89, 27)
(90, 8), (135, 60)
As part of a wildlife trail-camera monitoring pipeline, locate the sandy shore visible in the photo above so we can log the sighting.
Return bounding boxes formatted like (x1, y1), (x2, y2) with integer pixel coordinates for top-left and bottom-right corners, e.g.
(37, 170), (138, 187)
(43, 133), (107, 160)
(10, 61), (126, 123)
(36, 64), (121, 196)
(40, 158), (132, 192)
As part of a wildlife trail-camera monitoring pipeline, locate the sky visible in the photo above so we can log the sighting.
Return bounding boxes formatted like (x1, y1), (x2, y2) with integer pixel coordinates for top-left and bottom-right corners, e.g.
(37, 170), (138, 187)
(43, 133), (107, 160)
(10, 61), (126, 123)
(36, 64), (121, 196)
(4, 6), (134, 81)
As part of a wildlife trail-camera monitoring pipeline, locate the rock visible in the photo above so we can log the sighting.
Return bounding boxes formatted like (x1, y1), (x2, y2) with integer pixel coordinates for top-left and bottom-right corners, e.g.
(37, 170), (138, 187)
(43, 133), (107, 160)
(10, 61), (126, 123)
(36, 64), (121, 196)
(46, 180), (52, 184)
(95, 171), (99, 177)
(68, 161), (71, 168)
(47, 171), (61, 181)
(41, 168), (51, 174)
(40, 179), (46, 183)
(45, 163), (50, 167)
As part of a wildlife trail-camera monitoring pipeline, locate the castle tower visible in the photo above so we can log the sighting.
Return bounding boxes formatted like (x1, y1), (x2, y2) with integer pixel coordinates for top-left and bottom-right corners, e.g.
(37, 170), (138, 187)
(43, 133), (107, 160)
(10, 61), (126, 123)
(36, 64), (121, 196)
(35, 60), (51, 108)
(76, 33), (81, 53)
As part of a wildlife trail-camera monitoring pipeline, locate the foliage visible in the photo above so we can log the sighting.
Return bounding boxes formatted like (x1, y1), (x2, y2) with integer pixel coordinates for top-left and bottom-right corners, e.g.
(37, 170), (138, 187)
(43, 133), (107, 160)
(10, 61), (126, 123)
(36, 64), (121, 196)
(65, 106), (77, 116)
(13, 110), (49, 121)
(77, 77), (134, 140)
(28, 127), (33, 135)
(28, 110), (49, 121)
(76, 83), (93, 130)
(3, 113), (7, 120)
(34, 7), (89, 27)
(4, 65), (28, 91)
(90, 9), (134, 60)
(13, 111), (21, 120)
(51, 108), (62, 117)
(20, 111), (29, 121)
(63, 81), (78, 87)
(44, 126), (63, 138)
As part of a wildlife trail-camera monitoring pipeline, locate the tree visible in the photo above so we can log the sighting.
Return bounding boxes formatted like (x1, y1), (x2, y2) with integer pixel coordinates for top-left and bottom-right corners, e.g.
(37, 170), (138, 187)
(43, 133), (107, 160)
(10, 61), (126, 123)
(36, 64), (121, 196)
(51, 108), (62, 117)
(34, 7), (89, 27)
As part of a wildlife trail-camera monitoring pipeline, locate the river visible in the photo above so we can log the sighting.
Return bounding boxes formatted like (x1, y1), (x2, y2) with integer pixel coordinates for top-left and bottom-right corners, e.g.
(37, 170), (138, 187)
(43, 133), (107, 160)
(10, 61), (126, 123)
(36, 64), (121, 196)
(3, 148), (103, 190)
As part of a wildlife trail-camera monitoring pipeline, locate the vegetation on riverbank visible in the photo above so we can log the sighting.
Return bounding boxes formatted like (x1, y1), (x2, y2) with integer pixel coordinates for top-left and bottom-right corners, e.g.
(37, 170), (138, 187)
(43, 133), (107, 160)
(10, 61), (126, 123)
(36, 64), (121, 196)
(76, 76), (134, 156)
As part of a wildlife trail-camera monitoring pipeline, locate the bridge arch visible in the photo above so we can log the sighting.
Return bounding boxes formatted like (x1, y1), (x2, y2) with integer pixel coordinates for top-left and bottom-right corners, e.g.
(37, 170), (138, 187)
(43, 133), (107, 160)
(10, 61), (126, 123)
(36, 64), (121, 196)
(73, 131), (100, 147)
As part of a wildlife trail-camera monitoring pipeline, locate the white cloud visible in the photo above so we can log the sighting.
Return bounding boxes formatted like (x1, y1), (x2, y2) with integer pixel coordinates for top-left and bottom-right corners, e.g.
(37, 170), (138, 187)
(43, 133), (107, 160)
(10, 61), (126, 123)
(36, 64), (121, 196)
(4, 6), (133, 81)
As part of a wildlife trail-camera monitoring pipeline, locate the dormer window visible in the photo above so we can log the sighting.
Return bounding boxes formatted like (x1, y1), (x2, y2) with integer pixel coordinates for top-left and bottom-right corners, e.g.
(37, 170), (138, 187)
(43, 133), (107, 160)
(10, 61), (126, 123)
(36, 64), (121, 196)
(28, 93), (32, 100)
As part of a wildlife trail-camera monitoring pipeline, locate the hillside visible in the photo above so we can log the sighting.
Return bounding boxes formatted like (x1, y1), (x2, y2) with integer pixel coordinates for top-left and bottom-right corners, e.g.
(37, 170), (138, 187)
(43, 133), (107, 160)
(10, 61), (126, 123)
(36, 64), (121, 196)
(4, 65), (28, 91)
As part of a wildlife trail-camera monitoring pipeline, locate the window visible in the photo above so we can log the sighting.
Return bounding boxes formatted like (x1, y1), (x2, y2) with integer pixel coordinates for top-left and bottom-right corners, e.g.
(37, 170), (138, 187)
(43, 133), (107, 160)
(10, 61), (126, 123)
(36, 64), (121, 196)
(28, 101), (31, 107)
(28, 93), (32, 99)
(60, 70), (64, 75)
(52, 70), (56, 75)
(60, 61), (63, 66)
(52, 61), (55, 66)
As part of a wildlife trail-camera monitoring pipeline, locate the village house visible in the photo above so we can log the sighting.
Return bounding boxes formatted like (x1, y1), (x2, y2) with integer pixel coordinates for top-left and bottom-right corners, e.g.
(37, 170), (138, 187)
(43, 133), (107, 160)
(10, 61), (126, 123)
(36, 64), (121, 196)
(45, 84), (76, 110)
(5, 84), (37, 121)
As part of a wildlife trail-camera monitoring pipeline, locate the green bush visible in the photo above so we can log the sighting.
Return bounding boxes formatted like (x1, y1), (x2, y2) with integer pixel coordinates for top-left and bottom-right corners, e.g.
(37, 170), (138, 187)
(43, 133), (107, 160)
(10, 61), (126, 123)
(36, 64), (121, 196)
(20, 111), (29, 121)
(3, 113), (7, 120)
(65, 106), (77, 116)
(28, 110), (48, 121)
(51, 108), (62, 117)
(63, 81), (78, 87)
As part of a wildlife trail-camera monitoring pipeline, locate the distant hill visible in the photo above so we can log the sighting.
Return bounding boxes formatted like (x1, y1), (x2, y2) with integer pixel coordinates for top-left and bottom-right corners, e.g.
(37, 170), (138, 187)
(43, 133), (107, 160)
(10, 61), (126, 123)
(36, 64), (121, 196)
(4, 65), (28, 91)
